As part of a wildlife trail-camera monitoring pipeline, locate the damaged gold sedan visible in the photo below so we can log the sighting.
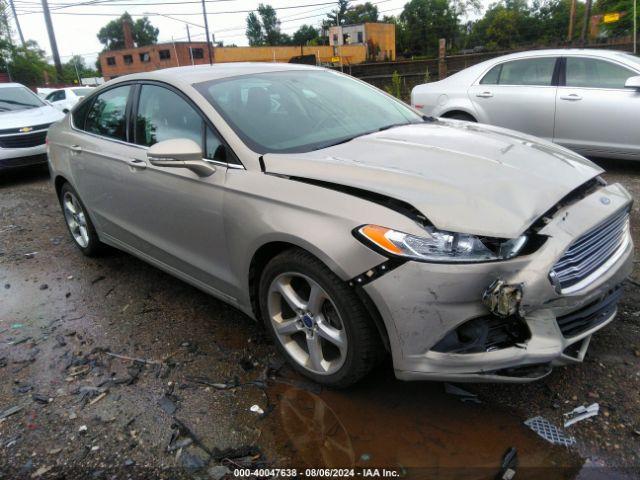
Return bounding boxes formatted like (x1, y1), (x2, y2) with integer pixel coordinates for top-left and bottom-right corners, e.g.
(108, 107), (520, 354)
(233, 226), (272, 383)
(47, 63), (633, 386)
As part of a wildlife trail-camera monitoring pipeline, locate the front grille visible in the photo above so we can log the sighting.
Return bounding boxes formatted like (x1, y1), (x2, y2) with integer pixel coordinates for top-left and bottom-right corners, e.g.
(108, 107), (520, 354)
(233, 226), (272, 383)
(0, 122), (53, 135)
(550, 208), (630, 291)
(0, 130), (47, 149)
(556, 286), (622, 337)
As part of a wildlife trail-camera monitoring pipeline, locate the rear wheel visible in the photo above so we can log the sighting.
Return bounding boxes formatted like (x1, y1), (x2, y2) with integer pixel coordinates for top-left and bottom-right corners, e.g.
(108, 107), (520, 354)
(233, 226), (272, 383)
(259, 249), (383, 388)
(444, 112), (477, 122)
(59, 183), (104, 256)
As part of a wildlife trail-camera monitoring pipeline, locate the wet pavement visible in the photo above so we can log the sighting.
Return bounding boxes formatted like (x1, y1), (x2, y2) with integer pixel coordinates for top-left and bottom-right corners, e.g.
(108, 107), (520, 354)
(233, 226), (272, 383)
(1, 161), (640, 479)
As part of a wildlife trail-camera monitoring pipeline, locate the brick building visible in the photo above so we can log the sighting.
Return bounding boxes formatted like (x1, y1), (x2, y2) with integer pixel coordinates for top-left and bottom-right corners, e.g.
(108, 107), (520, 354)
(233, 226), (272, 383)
(99, 42), (212, 80)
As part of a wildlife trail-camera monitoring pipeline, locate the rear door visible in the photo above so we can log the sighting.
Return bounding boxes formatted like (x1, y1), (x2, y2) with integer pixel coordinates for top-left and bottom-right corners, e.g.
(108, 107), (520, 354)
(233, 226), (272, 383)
(554, 55), (640, 158)
(468, 56), (559, 141)
(68, 83), (146, 240)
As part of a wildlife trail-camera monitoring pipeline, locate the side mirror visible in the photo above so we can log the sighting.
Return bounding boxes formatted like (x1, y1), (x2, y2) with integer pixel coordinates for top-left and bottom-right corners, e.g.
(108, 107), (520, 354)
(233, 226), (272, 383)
(147, 138), (216, 177)
(624, 75), (640, 89)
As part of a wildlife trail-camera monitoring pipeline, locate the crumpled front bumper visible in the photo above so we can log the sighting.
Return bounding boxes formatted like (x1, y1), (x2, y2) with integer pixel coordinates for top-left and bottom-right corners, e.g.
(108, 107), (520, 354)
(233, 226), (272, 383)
(363, 182), (634, 382)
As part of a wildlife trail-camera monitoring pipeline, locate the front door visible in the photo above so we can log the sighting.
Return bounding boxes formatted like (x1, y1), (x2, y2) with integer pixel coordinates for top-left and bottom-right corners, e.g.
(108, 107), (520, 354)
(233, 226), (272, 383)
(115, 83), (235, 297)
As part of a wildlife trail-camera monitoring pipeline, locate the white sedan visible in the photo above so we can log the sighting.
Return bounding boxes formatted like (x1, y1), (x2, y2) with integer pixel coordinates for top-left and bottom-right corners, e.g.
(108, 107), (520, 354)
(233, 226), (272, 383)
(45, 87), (95, 113)
(411, 49), (640, 160)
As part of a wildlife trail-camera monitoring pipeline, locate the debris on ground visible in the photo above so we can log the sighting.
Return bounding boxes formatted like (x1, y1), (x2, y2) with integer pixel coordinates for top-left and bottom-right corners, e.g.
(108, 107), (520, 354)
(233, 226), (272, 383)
(564, 403), (600, 428)
(208, 465), (231, 480)
(444, 383), (481, 404)
(0, 405), (23, 420)
(249, 404), (265, 415)
(495, 447), (517, 480)
(524, 416), (576, 447)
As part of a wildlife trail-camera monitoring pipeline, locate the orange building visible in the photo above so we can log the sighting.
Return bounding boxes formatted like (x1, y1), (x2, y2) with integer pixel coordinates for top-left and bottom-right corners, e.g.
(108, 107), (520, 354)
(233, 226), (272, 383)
(328, 22), (396, 61)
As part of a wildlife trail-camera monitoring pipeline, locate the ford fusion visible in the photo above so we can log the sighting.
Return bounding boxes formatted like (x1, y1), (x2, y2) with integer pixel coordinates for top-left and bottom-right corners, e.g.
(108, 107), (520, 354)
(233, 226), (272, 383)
(47, 63), (633, 387)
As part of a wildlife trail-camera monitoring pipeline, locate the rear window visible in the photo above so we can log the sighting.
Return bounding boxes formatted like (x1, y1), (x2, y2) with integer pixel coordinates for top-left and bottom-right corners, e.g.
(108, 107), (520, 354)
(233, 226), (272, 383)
(480, 57), (557, 86)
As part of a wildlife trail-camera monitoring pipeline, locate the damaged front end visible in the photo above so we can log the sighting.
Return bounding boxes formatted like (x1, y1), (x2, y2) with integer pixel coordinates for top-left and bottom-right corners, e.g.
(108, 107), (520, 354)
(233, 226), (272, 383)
(358, 181), (633, 383)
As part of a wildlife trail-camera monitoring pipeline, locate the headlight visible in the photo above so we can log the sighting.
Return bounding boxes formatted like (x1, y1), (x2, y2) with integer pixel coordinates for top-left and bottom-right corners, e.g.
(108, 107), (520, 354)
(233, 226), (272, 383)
(355, 225), (527, 263)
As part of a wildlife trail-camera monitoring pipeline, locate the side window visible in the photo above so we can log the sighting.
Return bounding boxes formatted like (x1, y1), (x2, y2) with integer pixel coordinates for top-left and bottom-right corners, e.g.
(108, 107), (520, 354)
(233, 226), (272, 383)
(135, 85), (203, 150)
(85, 85), (131, 141)
(480, 64), (501, 85)
(496, 57), (556, 86)
(47, 90), (65, 102)
(566, 57), (636, 89)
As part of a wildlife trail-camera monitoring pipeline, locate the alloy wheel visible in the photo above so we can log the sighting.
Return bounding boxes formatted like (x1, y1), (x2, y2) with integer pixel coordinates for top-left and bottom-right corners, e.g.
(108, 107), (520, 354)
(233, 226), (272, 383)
(62, 191), (89, 248)
(267, 272), (348, 375)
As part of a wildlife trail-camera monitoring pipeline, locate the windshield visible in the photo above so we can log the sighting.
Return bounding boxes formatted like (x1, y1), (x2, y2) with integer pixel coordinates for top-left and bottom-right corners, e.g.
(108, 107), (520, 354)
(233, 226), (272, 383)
(72, 88), (93, 97)
(195, 70), (423, 154)
(0, 86), (45, 112)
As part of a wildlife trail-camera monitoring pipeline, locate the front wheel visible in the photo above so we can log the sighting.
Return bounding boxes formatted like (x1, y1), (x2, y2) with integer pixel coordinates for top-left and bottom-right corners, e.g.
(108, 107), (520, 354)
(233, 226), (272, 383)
(259, 249), (383, 388)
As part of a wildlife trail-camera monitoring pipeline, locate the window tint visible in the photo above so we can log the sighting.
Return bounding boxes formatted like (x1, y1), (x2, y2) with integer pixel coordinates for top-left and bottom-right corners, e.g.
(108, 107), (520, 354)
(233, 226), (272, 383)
(493, 57), (556, 86)
(85, 85), (131, 141)
(205, 127), (225, 161)
(565, 57), (636, 89)
(47, 90), (65, 102)
(135, 85), (203, 150)
(72, 97), (93, 129)
(480, 64), (501, 84)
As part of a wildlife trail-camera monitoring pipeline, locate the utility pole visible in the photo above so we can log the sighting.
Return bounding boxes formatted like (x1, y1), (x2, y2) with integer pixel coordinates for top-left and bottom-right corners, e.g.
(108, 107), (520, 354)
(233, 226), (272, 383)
(200, 0), (213, 65)
(8, 0), (25, 47)
(186, 24), (191, 42)
(634, 0), (637, 54)
(580, 0), (593, 46)
(72, 55), (81, 84)
(41, 0), (63, 76)
(567, 0), (576, 42)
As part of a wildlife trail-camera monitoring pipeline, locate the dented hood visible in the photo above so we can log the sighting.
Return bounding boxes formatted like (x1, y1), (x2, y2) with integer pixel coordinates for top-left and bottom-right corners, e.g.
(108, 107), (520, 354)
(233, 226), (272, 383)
(263, 121), (603, 238)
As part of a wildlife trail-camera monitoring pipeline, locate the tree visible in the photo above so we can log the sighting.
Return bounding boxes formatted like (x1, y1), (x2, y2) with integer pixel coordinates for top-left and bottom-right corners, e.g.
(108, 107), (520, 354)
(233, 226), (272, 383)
(595, 0), (638, 37)
(7, 41), (55, 85)
(532, 0), (585, 42)
(246, 11), (264, 46)
(468, 0), (539, 49)
(59, 55), (99, 84)
(97, 12), (159, 50)
(245, 4), (289, 46)
(400, 0), (460, 56)
(326, 0), (351, 26)
(291, 24), (319, 45)
(344, 2), (379, 23)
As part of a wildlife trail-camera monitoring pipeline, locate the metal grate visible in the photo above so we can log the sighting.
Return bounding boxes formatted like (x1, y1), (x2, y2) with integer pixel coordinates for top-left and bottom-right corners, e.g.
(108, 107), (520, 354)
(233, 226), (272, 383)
(524, 416), (576, 447)
(0, 130), (47, 149)
(551, 208), (630, 291)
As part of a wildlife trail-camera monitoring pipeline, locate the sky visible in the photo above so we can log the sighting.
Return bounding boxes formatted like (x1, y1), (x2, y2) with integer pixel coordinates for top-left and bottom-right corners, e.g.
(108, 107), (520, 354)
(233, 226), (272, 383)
(10, 0), (489, 67)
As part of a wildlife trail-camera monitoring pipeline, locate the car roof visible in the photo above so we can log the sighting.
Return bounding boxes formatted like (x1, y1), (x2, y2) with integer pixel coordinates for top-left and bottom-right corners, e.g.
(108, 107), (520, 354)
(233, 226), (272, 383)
(487, 48), (636, 61)
(108, 62), (324, 86)
(0, 82), (28, 89)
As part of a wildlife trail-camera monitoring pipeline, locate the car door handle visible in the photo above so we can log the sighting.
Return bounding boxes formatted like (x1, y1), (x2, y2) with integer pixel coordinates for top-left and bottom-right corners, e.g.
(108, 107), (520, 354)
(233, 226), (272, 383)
(476, 92), (493, 98)
(127, 158), (147, 170)
(560, 94), (582, 101)
(70, 144), (82, 153)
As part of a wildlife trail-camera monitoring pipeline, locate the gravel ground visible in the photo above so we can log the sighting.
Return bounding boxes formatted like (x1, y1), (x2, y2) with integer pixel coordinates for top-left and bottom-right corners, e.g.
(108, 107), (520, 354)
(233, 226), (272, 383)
(0, 160), (639, 479)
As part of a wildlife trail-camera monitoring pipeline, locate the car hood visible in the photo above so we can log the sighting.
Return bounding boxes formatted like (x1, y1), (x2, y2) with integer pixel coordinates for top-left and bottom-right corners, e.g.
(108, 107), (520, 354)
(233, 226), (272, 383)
(262, 120), (603, 238)
(0, 105), (65, 129)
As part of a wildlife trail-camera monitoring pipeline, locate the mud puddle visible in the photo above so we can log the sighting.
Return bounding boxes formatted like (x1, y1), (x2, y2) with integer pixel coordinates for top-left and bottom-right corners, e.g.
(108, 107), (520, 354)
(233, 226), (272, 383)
(257, 369), (583, 479)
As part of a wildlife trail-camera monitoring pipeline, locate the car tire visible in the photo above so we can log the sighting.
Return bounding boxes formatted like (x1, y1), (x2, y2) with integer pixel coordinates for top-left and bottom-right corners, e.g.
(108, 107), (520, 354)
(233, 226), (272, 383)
(259, 248), (383, 388)
(58, 182), (104, 256)
(445, 112), (477, 122)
